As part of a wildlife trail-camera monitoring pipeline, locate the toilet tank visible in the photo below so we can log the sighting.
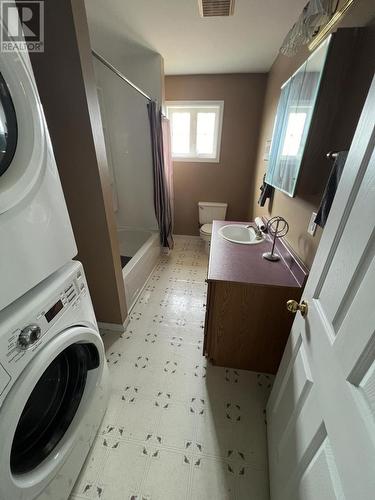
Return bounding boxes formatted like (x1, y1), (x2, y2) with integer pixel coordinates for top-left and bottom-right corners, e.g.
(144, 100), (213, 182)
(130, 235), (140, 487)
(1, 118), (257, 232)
(198, 202), (228, 225)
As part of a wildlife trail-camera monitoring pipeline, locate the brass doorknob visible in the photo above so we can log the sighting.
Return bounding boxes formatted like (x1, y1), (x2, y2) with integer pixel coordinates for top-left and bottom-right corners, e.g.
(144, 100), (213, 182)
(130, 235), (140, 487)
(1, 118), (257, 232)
(286, 299), (308, 317)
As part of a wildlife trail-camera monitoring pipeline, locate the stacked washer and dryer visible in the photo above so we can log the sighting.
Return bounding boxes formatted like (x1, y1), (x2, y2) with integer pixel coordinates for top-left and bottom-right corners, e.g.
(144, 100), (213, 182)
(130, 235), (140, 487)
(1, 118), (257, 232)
(0, 14), (109, 500)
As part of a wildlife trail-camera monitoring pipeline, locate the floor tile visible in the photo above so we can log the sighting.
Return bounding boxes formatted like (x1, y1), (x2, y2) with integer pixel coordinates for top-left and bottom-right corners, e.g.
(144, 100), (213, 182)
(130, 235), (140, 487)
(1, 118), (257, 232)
(140, 448), (191, 499)
(190, 457), (236, 500)
(97, 440), (148, 500)
(71, 235), (272, 500)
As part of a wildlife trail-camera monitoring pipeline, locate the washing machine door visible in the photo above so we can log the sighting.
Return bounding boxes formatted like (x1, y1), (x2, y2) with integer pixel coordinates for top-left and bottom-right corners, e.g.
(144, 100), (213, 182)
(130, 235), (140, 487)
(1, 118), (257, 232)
(0, 326), (105, 500)
(0, 45), (46, 213)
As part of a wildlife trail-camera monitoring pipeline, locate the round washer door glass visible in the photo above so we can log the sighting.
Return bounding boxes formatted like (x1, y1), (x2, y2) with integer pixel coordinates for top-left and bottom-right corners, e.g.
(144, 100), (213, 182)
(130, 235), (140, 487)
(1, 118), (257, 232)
(10, 342), (99, 475)
(0, 71), (17, 177)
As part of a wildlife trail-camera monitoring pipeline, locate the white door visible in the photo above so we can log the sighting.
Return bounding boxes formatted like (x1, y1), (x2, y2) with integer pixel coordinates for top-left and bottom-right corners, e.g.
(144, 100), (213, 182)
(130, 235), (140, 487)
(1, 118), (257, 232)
(267, 77), (375, 500)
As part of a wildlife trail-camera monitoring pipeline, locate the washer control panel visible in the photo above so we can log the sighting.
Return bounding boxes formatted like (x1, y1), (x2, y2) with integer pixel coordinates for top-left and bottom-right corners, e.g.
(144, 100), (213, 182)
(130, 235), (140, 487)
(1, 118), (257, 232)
(4, 270), (86, 362)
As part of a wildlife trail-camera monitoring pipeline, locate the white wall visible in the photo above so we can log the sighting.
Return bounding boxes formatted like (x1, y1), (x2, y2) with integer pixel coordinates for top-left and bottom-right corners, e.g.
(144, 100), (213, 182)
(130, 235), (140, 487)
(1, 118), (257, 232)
(86, 19), (163, 231)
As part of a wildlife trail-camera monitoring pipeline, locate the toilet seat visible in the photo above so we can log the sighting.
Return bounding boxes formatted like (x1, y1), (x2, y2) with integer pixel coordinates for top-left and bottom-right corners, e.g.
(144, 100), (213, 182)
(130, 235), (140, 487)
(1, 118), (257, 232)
(200, 223), (212, 235)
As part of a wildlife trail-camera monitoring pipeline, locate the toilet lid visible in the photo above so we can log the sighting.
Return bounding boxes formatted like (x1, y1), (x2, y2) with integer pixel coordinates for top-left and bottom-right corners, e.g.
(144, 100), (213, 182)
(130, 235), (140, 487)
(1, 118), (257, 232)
(200, 223), (212, 235)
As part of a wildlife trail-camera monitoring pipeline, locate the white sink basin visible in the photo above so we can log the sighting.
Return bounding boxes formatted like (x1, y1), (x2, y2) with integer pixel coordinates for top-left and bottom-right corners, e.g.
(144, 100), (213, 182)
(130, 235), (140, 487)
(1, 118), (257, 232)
(218, 224), (264, 245)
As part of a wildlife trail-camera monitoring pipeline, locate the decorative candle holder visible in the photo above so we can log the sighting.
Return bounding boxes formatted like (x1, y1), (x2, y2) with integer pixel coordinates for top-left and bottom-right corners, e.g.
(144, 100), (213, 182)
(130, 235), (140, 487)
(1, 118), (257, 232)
(262, 216), (289, 262)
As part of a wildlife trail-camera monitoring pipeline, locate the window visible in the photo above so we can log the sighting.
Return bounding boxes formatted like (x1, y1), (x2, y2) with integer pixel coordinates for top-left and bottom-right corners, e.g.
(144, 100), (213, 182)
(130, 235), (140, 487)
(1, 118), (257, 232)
(165, 101), (224, 162)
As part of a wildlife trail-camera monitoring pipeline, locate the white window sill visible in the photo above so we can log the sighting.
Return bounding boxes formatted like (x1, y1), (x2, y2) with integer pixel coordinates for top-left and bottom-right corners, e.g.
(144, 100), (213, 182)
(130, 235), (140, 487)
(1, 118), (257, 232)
(172, 157), (220, 163)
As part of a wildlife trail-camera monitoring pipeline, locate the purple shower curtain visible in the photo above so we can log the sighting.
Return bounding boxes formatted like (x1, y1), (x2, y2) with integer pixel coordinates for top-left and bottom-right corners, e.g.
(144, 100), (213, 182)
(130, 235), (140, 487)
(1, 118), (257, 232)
(162, 115), (174, 231)
(147, 101), (174, 249)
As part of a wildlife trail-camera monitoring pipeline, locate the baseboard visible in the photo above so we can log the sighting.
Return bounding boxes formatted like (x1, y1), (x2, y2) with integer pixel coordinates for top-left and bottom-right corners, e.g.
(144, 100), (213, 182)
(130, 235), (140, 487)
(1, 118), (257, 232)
(98, 316), (130, 335)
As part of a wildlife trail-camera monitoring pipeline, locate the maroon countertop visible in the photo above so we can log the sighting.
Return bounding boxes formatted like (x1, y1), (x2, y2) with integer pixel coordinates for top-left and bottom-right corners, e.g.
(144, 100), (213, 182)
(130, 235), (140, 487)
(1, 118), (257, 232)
(208, 221), (306, 288)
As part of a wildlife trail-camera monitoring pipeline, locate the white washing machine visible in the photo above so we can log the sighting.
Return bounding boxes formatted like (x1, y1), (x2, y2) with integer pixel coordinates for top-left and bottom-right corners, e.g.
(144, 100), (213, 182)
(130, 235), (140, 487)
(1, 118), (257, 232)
(0, 29), (77, 310)
(0, 261), (109, 500)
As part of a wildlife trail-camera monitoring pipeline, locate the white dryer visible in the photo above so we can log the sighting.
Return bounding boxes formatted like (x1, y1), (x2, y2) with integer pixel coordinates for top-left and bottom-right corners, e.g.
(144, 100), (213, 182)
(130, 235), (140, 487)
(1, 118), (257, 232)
(0, 35), (77, 310)
(0, 261), (109, 500)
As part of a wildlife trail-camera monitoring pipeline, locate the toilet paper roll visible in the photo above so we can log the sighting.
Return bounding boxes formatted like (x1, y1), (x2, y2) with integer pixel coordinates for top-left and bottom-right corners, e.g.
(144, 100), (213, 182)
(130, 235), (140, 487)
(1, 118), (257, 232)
(255, 217), (266, 232)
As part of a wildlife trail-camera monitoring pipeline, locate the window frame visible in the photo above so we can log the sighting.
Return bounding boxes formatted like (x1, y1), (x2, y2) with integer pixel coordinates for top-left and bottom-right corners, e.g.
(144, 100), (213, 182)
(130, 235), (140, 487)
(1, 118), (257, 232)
(165, 100), (224, 163)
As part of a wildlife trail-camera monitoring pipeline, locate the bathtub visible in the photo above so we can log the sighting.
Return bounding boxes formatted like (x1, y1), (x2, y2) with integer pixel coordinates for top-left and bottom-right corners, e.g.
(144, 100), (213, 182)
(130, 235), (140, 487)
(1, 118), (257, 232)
(117, 228), (161, 310)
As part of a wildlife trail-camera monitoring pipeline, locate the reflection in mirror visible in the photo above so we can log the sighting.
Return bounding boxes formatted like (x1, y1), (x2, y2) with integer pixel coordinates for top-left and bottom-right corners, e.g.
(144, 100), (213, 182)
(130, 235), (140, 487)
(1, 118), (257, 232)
(266, 36), (331, 197)
(0, 72), (17, 177)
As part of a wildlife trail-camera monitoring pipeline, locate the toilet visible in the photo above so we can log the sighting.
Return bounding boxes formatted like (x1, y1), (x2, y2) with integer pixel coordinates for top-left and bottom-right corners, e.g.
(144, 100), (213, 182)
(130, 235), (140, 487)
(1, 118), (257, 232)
(198, 201), (228, 253)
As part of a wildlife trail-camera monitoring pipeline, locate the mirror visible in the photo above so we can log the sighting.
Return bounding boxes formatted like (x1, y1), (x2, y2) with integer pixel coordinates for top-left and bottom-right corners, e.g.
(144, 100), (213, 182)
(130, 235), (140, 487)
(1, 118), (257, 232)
(0, 72), (17, 177)
(266, 37), (330, 197)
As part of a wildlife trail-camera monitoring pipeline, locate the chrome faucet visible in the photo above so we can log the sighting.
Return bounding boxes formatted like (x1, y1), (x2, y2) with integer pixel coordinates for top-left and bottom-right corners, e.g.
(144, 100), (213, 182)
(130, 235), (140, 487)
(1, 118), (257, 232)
(247, 224), (263, 240)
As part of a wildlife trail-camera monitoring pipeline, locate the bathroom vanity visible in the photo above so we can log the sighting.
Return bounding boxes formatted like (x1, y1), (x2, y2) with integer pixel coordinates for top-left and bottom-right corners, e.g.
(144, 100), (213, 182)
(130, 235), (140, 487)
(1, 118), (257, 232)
(203, 221), (308, 374)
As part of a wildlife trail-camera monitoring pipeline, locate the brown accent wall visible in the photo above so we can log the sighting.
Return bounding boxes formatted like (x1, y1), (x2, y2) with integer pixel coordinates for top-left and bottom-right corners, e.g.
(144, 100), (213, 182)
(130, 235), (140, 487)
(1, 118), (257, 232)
(25, 0), (127, 325)
(165, 74), (267, 235)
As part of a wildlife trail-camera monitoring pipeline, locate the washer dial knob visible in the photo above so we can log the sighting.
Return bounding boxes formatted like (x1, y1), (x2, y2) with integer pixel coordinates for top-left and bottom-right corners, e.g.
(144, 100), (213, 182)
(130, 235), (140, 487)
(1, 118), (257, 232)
(18, 324), (41, 349)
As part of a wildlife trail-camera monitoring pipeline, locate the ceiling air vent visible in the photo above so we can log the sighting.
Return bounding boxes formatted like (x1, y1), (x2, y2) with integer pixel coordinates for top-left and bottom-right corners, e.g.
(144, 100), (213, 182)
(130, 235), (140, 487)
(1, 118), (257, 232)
(198, 0), (235, 17)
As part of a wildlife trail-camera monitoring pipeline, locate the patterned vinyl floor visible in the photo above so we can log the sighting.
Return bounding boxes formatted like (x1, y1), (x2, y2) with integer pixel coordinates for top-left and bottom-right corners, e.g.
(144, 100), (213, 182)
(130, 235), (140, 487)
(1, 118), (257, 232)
(70, 236), (272, 500)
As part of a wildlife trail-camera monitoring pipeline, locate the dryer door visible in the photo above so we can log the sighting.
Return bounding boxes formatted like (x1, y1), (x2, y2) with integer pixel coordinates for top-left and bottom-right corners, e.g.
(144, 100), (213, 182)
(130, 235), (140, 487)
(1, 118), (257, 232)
(0, 72), (17, 177)
(0, 45), (46, 213)
(0, 326), (107, 500)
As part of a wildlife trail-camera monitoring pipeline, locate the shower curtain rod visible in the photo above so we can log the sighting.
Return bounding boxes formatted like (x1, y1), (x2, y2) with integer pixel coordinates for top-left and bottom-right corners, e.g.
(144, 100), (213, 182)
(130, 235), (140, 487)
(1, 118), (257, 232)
(92, 49), (153, 103)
